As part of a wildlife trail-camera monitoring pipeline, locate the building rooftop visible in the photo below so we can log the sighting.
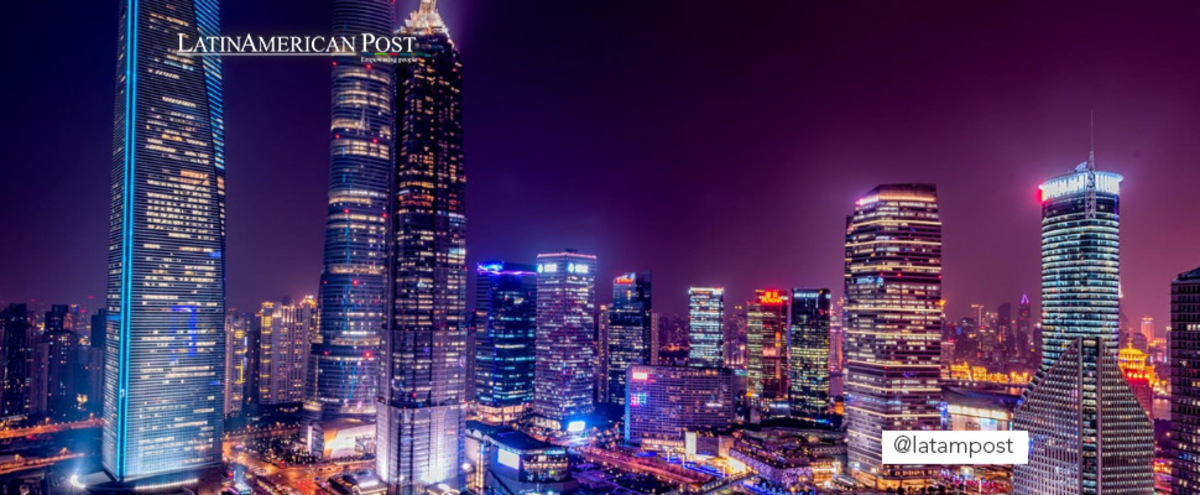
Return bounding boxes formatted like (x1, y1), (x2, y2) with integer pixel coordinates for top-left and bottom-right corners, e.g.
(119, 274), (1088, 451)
(1178, 265), (1200, 282)
(490, 429), (555, 452)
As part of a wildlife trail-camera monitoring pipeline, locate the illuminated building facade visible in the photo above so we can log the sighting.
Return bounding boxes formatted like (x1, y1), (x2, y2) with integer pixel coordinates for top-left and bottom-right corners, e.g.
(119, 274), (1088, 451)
(533, 250), (597, 428)
(624, 364), (735, 449)
(224, 311), (250, 417)
(474, 262), (538, 424)
(1, 304), (33, 421)
(1171, 266), (1200, 495)
(258, 297), (316, 406)
(607, 272), (652, 405)
(481, 427), (575, 495)
(747, 289), (789, 413)
(307, 0), (395, 424)
(101, 0), (227, 484)
(376, 2), (467, 492)
(788, 288), (832, 423)
(687, 287), (725, 368)
(843, 184), (943, 491)
(1116, 344), (1154, 417)
(1012, 159), (1153, 494)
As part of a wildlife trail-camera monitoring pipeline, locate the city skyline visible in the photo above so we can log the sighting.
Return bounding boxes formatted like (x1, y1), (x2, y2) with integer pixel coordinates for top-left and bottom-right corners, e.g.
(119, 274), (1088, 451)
(6, 2), (1200, 328)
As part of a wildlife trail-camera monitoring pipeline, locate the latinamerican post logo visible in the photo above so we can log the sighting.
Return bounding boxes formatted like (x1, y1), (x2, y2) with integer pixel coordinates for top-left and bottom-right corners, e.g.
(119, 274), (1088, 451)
(881, 431), (1030, 465)
(176, 33), (421, 61)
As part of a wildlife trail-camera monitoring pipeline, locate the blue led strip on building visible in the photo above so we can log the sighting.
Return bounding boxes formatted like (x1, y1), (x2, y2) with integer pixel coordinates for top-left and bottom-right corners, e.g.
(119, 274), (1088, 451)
(115, 0), (139, 478)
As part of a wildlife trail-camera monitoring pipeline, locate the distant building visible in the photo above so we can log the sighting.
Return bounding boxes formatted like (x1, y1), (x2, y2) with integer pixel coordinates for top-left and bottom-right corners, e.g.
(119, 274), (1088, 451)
(607, 272), (652, 405)
(1116, 344), (1154, 418)
(624, 365), (735, 450)
(1171, 266), (1200, 495)
(844, 184), (943, 491)
(473, 262), (538, 424)
(788, 289), (832, 423)
(257, 297), (315, 406)
(38, 329), (81, 419)
(687, 288), (725, 368)
(747, 289), (789, 415)
(1, 304), (33, 421)
(533, 250), (597, 430)
(941, 387), (1020, 432)
(224, 312), (250, 417)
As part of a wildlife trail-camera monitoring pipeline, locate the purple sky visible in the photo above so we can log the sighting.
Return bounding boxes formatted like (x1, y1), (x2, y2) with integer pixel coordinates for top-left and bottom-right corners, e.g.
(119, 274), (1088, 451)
(4, 1), (1200, 330)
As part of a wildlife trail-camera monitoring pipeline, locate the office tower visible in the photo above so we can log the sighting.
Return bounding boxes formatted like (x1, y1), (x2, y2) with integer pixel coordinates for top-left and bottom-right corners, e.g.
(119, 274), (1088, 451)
(473, 262), (538, 424)
(259, 297), (316, 406)
(1172, 266), (1200, 494)
(86, 310), (107, 414)
(1017, 294), (1035, 360)
(38, 329), (80, 419)
(687, 288), (725, 368)
(224, 311), (250, 417)
(45, 305), (67, 333)
(844, 184), (943, 491)
(102, 0), (227, 484)
(1141, 317), (1155, 343)
(747, 289), (789, 414)
(596, 304), (610, 402)
(1, 304), (33, 420)
(1012, 156), (1153, 494)
(624, 365), (735, 448)
(306, 0), (396, 425)
(650, 312), (661, 365)
(607, 272), (652, 405)
(789, 288), (832, 423)
(724, 305), (748, 370)
(376, 2), (467, 492)
(533, 250), (598, 429)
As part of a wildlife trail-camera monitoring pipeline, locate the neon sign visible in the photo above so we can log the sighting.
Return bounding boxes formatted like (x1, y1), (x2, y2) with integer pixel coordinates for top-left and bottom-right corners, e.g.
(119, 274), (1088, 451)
(758, 290), (785, 305)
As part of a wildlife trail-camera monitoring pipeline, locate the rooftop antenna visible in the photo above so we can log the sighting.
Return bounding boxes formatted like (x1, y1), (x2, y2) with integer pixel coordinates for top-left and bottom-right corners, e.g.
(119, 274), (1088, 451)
(1085, 110), (1097, 219)
(1088, 110), (1095, 171)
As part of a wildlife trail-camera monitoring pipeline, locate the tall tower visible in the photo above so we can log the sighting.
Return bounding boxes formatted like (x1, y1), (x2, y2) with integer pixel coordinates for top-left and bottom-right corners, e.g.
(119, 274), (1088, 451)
(687, 288), (725, 368)
(746, 289), (789, 415)
(473, 262), (538, 424)
(375, 1), (467, 492)
(788, 288), (832, 423)
(306, 0), (396, 424)
(607, 272), (652, 405)
(1012, 155), (1153, 494)
(533, 251), (598, 430)
(1171, 266), (1200, 494)
(844, 184), (943, 491)
(102, 0), (226, 485)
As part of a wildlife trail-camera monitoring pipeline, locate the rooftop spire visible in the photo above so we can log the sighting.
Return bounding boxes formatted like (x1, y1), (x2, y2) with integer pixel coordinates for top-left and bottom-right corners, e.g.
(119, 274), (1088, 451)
(1087, 110), (1095, 171)
(404, 0), (447, 35)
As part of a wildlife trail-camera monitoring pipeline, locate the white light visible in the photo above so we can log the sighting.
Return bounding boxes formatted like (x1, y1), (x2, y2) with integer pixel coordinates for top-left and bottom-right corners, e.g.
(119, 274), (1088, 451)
(498, 449), (520, 469)
(567, 420), (586, 433)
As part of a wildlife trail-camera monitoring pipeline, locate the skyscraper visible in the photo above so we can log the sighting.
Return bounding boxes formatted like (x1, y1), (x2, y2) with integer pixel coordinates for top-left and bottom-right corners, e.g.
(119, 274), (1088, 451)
(259, 297), (316, 406)
(533, 250), (598, 430)
(844, 184), (943, 491)
(1171, 266), (1200, 495)
(1012, 155), (1153, 494)
(687, 288), (725, 368)
(376, 2), (467, 492)
(607, 272), (652, 405)
(474, 262), (538, 424)
(1, 304), (33, 420)
(102, 0), (226, 484)
(789, 288), (832, 424)
(747, 289), (789, 415)
(624, 365), (735, 449)
(306, 0), (396, 425)
(225, 311), (250, 417)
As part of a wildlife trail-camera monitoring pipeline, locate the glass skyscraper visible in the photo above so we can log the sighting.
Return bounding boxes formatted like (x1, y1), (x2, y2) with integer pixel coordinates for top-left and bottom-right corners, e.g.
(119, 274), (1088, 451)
(606, 272), (652, 405)
(844, 184), (943, 491)
(102, 0), (226, 485)
(747, 289), (789, 414)
(1171, 266), (1200, 495)
(375, 1), (467, 492)
(687, 288), (725, 368)
(533, 250), (597, 429)
(788, 288), (832, 423)
(1012, 159), (1153, 494)
(306, 0), (395, 424)
(474, 262), (538, 424)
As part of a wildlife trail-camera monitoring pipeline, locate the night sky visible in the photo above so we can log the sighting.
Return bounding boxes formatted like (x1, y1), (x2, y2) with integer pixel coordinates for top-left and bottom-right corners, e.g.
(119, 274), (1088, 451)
(4, 1), (1200, 329)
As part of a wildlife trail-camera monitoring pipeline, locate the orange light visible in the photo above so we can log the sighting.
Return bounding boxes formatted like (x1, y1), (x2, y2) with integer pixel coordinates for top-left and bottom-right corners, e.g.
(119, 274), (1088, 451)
(758, 290), (785, 305)
(615, 276), (634, 284)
